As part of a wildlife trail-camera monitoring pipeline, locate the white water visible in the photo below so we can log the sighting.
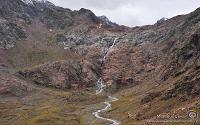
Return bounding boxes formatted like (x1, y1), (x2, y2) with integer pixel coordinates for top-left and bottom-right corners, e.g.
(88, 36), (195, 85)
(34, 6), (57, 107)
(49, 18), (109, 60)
(93, 38), (120, 125)
(96, 78), (106, 95)
(93, 96), (120, 125)
(103, 38), (118, 61)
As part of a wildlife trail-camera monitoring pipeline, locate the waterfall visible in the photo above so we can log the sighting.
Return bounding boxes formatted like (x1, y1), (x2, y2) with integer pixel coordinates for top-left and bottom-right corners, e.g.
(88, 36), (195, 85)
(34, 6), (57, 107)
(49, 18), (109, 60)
(93, 37), (120, 125)
(96, 37), (118, 94)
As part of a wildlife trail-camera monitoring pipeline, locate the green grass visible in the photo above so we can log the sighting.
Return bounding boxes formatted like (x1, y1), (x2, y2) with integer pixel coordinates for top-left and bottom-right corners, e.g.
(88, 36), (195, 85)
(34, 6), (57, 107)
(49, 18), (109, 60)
(0, 85), (105, 125)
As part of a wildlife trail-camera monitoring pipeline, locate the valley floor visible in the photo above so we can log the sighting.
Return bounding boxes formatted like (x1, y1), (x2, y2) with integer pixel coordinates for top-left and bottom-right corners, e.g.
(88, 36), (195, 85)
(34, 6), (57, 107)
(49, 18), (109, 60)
(107, 83), (200, 125)
(0, 82), (199, 125)
(0, 84), (111, 125)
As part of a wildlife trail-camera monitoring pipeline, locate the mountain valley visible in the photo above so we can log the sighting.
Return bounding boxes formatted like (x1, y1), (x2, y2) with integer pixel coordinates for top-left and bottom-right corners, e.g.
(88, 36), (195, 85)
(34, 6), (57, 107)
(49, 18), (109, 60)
(0, 0), (200, 125)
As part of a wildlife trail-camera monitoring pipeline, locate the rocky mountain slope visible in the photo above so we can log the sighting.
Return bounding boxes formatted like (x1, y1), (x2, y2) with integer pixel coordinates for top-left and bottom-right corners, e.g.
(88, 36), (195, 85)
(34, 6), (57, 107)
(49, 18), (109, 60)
(0, 0), (200, 125)
(0, 0), (126, 90)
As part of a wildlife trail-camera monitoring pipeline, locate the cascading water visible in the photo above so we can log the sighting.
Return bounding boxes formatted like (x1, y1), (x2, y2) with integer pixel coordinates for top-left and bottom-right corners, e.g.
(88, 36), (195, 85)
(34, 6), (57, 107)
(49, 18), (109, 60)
(93, 38), (120, 125)
(96, 37), (118, 94)
(96, 78), (106, 95)
(103, 38), (118, 61)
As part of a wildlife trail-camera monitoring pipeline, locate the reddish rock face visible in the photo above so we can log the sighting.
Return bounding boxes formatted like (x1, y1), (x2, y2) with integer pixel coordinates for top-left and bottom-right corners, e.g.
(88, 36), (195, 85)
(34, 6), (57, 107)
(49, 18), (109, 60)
(20, 60), (100, 89)
(0, 72), (34, 96)
(100, 8), (200, 100)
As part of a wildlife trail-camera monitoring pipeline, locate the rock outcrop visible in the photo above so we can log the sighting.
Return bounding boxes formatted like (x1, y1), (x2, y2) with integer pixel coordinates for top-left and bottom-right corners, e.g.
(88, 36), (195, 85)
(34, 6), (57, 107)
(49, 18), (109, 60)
(19, 60), (100, 89)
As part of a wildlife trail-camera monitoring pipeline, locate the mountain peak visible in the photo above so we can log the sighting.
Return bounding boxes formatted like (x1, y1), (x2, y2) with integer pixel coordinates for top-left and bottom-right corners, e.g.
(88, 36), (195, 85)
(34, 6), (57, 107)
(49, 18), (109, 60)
(98, 15), (118, 27)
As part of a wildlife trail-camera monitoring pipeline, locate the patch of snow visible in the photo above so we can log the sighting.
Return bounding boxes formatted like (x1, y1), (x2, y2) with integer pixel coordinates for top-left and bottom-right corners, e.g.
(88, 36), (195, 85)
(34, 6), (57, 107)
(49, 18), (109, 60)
(98, 16), (111, 25)
(21, 0), (47, 5)
(49, 29), (53, 32)
(98, 23), (102, 29)
(21, 0), (33, 5)
(98, 15), (118, 27)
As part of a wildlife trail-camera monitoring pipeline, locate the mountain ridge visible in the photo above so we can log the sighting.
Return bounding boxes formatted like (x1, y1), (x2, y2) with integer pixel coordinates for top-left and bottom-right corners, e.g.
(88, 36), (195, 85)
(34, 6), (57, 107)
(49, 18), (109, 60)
(0, 1), (200, 125)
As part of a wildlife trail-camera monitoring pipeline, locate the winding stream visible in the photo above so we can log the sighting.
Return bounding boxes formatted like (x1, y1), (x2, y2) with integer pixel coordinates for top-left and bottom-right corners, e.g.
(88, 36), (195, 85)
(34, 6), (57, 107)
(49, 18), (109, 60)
(93, 38), (120, 125)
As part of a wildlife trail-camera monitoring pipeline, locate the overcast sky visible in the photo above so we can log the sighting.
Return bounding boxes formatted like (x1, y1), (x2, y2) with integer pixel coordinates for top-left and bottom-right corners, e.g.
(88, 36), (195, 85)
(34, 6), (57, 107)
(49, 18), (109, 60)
(48, 0), (200, 27)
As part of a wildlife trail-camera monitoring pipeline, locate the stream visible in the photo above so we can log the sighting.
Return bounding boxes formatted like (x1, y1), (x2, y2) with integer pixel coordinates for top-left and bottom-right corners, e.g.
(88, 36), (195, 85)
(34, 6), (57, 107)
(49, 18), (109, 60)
(92, 38), (120, 125)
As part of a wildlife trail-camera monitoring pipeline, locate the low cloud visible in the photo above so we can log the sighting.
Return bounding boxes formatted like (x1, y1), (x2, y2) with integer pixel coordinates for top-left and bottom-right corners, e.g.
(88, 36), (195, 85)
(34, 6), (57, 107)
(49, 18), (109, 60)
(48, 0), (200, 26)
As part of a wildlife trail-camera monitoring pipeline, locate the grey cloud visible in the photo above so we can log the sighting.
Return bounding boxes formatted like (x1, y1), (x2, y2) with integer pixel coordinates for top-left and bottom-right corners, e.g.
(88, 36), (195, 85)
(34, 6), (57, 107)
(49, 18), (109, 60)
(48, 0), (200, 26)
